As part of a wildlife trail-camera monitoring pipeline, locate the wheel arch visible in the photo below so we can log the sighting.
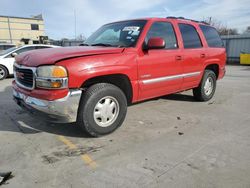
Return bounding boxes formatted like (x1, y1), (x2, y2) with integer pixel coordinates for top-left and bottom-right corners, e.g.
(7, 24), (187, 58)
(80, 74), (133, 104)
(204, 63), (219, 79)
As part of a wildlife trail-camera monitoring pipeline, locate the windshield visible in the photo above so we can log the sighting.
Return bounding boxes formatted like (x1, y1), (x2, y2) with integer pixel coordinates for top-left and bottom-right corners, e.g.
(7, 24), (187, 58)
(85, 20), (147, 47)
(0, 47), (17, 56)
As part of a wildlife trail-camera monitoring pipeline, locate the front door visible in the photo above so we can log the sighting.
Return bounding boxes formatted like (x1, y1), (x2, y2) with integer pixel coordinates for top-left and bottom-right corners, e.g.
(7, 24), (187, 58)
(137, 21), (183, 101)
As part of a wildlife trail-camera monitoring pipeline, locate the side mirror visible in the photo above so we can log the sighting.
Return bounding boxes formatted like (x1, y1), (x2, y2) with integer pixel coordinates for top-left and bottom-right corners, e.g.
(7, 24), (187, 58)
(145, 37), (165, 50)
(11, 52), (18, 57)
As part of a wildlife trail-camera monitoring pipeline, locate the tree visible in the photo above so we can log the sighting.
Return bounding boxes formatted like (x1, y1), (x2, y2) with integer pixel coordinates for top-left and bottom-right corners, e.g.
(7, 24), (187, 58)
(203, 17), (238, 35)
(243, 26), (250, 33)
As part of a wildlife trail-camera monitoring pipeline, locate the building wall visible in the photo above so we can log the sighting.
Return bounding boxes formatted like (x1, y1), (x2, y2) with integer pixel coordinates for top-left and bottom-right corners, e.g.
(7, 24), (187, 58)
(0, 16), (45, 45)
(221, 34), (250, 63)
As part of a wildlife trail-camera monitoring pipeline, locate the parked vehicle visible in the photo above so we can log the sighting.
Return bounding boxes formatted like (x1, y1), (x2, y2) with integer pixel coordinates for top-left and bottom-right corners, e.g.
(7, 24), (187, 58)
(0, 43), (16, 52)
(0, 44), (59, 80)
(13, 17), (226, 137)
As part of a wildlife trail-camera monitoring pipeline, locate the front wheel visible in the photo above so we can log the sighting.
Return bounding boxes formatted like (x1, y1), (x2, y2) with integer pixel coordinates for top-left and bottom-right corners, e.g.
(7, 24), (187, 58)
(193, 70), (216, 101)
(0, 65), (8, 80)
(77, 83), (127, 137)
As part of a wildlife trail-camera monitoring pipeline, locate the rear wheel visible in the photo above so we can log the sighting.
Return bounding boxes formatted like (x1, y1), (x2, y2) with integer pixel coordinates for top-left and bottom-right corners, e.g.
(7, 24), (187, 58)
(193, 70), (216, 101)
(77, 83), (127, 137)
(0, 65), (8, 80)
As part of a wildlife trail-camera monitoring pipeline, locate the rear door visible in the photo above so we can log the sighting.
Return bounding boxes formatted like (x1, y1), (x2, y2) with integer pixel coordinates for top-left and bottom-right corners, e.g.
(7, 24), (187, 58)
(177, 23), (205, 90)
(137, 21), (183, 100)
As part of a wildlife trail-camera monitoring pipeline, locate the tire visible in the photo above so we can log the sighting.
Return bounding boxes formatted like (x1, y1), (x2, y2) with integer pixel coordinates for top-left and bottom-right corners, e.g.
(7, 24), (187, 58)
(77, 83), (127, 137)
(0, 65), (8, 80)
(193, 70), (216, 101)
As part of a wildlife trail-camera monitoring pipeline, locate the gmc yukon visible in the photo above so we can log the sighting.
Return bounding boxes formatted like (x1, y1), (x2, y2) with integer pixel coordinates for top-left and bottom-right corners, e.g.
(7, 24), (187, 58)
(13, 17), (226, 137)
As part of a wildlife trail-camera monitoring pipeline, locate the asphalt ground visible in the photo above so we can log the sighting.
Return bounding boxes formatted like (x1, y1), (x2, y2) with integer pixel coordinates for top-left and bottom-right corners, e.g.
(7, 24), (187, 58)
(0, 65), (250, 188)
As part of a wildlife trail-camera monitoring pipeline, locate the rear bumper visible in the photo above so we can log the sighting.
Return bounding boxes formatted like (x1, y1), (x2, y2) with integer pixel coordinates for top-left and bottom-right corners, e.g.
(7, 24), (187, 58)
(218, 66), (226, 79)
(13, 88), (82, 123)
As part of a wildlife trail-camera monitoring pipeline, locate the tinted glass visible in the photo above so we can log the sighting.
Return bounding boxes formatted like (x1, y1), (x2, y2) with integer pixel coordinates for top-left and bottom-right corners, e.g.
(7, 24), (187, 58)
(146, 22), (178, 49)
(200, 25), (223, 47)
(85, 20), (147, 47)
(179, 24), (202, 49)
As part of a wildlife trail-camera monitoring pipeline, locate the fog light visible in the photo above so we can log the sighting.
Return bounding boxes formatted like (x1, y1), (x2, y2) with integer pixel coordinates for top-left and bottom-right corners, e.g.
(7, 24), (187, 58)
(36, 78), (68, 89)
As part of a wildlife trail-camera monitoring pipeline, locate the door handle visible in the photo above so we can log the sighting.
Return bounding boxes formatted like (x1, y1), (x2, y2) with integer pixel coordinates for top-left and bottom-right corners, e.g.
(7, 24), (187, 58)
(176, 55), (182, 61)
(200, 53), (206, 58)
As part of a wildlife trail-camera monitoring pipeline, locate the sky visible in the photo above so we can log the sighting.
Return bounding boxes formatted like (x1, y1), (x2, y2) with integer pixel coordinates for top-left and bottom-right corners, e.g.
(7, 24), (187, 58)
(1, 0), (250, 39)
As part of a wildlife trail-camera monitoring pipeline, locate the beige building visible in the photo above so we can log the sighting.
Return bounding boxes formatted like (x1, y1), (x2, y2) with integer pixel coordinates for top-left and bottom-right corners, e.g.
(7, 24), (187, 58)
(0, 15), (47, 45)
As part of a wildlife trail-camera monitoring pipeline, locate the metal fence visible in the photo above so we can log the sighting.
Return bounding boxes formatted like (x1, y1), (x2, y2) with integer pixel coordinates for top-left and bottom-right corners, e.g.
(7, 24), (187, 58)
(221, 34), (250, 64)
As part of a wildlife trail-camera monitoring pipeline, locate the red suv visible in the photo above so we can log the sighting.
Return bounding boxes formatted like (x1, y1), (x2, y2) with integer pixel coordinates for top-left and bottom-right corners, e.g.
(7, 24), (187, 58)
(13, 17), (226, 137)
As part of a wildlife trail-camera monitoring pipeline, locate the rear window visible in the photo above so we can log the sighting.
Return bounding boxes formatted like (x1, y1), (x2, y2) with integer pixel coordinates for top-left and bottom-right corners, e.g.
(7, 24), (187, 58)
(178, 23), (202, 49)
(200, 25), (223, 47)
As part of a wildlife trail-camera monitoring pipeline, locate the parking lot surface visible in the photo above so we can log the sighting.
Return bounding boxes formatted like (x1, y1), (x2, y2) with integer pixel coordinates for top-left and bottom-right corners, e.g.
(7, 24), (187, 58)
(0, 65), (250, 188)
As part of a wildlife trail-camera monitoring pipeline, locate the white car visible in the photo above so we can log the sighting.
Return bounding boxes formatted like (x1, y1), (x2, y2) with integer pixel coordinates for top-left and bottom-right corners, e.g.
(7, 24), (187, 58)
(0, 44), (59, 80)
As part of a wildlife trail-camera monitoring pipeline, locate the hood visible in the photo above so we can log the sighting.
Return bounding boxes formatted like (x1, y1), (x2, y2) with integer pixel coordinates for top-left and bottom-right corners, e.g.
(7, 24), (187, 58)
(15, 46), (124, 67)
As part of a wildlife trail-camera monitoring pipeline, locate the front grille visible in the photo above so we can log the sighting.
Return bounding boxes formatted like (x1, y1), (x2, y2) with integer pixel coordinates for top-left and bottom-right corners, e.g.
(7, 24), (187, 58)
(14, 66), (34, 89)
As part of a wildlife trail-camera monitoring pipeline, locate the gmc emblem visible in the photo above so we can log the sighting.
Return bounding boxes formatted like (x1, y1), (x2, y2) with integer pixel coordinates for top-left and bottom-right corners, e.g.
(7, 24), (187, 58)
(16, 72), (24, 79)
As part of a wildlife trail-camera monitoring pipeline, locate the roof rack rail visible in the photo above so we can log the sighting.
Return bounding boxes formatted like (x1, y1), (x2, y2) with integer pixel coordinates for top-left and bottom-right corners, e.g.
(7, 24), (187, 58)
(166, 16), (209, 25)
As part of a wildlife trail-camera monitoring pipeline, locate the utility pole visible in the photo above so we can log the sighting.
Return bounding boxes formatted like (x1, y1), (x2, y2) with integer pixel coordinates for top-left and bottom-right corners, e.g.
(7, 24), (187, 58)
(7, 17), (13, 43)
(74, 10), (77, 41)
(209, 17), (212, 25)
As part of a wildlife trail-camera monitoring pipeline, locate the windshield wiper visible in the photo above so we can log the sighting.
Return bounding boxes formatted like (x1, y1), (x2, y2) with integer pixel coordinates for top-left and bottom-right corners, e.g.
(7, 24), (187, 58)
(91, 43), (113, 47)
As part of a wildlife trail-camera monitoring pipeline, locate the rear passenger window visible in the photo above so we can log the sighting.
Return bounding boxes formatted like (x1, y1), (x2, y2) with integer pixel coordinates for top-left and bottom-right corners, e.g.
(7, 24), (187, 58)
(200, 25), (223, 47)
(146, 22), (178, 49)
(179, 24), (202, 49)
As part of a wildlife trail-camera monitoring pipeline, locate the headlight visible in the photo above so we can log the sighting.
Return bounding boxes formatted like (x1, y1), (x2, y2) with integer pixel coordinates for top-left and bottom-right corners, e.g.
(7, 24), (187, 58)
(36, 66), (68, 89)
(37, 66), (67, 78)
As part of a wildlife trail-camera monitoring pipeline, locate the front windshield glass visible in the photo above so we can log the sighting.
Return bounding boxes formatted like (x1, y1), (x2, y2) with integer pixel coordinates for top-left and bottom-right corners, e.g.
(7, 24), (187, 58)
(85, 20), (147, 47)
(0, 47), (17, 56)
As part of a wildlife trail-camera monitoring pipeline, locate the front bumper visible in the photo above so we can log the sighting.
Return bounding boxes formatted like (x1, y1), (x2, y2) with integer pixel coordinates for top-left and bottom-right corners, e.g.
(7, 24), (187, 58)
(13, 88), (82, 123)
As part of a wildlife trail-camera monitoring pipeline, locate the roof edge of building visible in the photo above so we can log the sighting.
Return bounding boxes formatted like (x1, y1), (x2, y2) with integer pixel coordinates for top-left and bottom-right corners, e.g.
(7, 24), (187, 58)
(0, 15), (43, 20)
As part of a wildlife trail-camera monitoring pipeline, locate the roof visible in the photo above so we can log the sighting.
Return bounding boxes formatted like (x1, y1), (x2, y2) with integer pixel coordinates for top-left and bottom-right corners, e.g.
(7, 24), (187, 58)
(165, 16), (209, 25)
(106, 17), (209, 26)
(0, 15), (43, 20)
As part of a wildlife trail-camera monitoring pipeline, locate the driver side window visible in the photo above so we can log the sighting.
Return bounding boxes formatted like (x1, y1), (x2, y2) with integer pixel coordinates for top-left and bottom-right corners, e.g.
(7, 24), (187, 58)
(146, 22), (178, 49)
